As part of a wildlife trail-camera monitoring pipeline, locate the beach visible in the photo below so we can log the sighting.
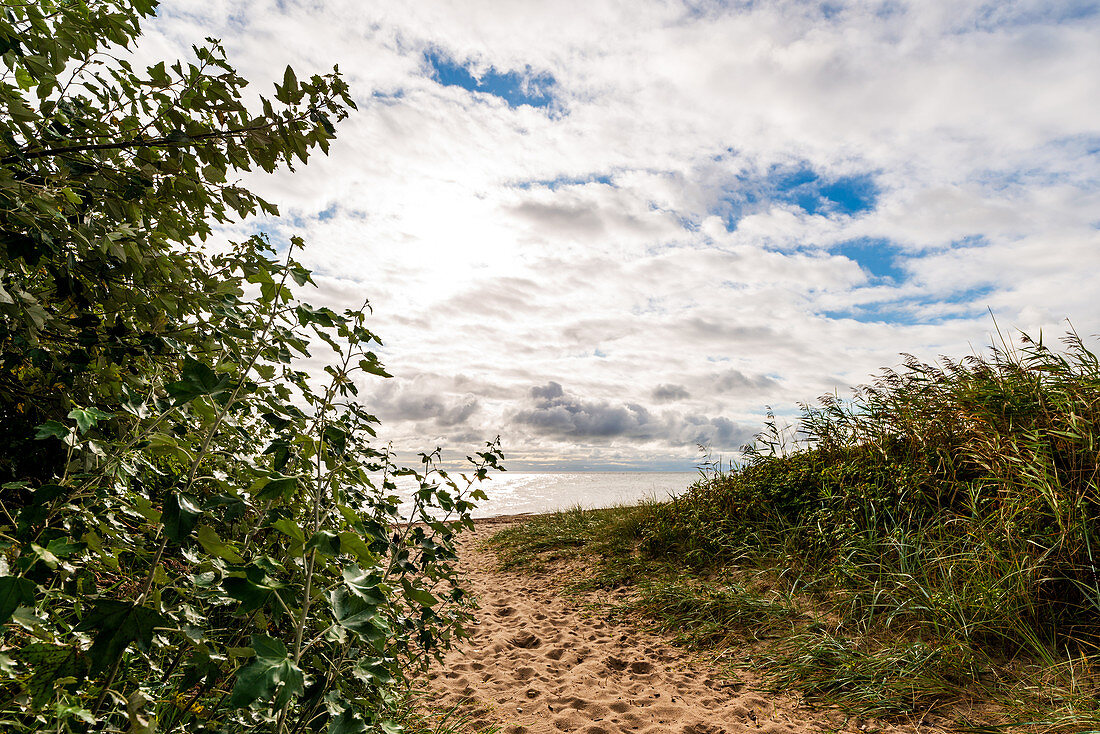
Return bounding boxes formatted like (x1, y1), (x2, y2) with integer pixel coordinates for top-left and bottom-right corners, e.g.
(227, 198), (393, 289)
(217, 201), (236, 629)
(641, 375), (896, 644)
(423, 517), (932, 734)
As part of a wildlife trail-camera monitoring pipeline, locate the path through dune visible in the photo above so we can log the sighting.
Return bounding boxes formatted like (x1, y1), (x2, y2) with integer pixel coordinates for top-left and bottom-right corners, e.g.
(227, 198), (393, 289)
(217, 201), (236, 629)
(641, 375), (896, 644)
(424, 517), (924, 734)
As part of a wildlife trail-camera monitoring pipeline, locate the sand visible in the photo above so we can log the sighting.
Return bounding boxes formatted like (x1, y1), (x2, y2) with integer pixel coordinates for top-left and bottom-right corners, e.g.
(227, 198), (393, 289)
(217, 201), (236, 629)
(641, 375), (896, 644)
(424, 517), (929, 734)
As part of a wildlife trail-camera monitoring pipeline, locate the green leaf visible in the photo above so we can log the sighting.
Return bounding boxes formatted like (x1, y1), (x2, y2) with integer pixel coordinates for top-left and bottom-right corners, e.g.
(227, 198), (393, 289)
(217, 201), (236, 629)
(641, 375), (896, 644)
(44, 537), (83, 559)
(252, 473), (298, 502)
(283, 65), (298, 93)
(329, 704), (368, 734)
(166, 359), (232, 404)
(306, 530), (340, 557)
(353, 658), (395, 686)
(222, 577), (273, 614)
(196, 525), (244, 563)
(331, 587), (383, 637)
(29, 544), (60, 569)
(358, 357), (391, 377)
(252, 634), (287, 660)
(272, 517), (305, 544)
(341, 565), (386, 605)
(222, 562), (287, 613)
(73, 601), (165, 674)
(338, 532), (375, 564)
(14, 66), (33, 91)
(145, 432), (193, 461)
(8, 99), (38, 122)
(275, 65), (300, 104)
(0, 576), (36, 625)
(401, 578), (438, 607)
(34, 420), (70, 442)
(162, 492), (202, 544)
(17, 643), (86, 707)
(228, 634), (304, 708)
(67, 407), (113, 434)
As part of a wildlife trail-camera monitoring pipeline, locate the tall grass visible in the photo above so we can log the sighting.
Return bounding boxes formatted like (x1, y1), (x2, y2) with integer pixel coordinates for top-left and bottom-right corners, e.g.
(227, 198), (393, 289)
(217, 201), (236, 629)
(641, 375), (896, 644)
(643, 329), (1100, 655)
(490, 329), (1100, 724)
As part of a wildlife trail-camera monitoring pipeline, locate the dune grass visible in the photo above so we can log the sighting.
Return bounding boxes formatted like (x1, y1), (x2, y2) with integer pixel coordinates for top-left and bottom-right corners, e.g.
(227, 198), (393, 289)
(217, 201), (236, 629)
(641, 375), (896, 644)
(489, 329), (1100, 730)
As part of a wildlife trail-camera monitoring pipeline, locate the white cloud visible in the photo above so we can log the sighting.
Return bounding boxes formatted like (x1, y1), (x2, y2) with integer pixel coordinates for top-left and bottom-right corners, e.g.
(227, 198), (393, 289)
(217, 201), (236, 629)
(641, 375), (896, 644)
(140, 0), (1100, 468)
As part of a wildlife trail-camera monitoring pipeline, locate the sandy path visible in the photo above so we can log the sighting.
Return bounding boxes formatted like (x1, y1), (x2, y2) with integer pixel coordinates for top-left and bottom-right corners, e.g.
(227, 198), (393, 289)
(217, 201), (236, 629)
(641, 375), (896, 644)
(425, 518), (918, 734)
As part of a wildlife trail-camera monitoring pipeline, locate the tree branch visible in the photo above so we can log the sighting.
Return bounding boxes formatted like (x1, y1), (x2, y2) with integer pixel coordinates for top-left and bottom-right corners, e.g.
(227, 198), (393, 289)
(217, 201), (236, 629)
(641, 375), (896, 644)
(1, 121), (276, 166)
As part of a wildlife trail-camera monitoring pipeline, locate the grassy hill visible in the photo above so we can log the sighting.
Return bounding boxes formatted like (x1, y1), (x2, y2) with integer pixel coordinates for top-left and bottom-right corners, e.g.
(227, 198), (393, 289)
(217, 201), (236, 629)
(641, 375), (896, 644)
(492, 328), (1100, 730)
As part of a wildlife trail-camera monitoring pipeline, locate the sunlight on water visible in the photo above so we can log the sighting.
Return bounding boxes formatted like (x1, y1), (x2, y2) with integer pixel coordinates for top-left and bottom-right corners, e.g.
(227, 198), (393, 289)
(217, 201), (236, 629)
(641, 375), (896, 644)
(395, 472), (697, 519)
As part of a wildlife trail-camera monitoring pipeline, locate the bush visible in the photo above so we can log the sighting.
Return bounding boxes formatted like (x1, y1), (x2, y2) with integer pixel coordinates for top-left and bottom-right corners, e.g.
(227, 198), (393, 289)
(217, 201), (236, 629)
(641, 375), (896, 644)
(0, 3), (498, 731)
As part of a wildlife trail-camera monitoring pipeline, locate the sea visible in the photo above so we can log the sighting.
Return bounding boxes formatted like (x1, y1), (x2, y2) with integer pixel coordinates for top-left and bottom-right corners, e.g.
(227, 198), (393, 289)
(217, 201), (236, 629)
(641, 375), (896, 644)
(396, 472), (698, 519)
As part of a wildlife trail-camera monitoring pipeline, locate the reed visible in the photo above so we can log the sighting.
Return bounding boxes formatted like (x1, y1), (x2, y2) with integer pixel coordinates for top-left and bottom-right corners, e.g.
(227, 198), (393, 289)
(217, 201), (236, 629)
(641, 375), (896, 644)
(492, 328), (1100, 724)
(646, 328), (1100, 654)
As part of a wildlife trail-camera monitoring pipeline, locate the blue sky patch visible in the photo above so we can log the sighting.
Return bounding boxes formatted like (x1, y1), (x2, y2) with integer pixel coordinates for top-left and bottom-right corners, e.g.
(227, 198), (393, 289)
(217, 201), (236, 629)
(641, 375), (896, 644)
(512, 173), (614, 190)
(969, 0), (1100, 31)
(424, 49), (556, 108)
(831, 237), (906, 282)
(821, 285), (995, 325)
(772, 166), (878, 216)
(718, 163), (879, 229)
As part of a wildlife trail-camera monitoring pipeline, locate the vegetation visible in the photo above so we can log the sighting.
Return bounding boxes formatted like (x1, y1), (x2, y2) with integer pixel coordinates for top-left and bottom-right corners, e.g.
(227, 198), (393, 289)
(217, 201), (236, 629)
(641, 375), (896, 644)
(0, 2), (498, 732)
(492, 330), (1100, 729)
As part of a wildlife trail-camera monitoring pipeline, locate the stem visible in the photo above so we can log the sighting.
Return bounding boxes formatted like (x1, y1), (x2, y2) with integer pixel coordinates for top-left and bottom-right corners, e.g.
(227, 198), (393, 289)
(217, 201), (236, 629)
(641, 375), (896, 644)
(275, 328), (364, 733)
(291, 547), (318, 667)
(3, 121), (276, 165)
(90, 656), (124, 716)
(161, 679), (215, 734)
(288, 643), (350, 734)
(89, 247), (300, 720)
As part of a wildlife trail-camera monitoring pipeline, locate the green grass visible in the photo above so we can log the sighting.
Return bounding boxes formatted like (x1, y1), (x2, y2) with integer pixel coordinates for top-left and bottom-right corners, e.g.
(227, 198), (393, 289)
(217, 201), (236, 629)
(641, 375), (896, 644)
(630, 577), (804, 646)
(760, 632), (982, 718)
(399, 686), (504, 734)
(488, 503), (652, 573)
(488, 329), (1100, 729)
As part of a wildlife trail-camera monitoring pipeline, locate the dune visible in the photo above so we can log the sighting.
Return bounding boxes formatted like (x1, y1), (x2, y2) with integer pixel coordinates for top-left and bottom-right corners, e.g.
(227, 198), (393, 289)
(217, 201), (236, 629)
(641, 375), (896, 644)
(423, 517), (929, 734)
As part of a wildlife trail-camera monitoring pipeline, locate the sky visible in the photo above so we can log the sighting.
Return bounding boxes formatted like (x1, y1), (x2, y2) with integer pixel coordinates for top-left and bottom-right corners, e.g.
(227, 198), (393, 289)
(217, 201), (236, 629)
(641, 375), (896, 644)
(141, 0), (1100, 470)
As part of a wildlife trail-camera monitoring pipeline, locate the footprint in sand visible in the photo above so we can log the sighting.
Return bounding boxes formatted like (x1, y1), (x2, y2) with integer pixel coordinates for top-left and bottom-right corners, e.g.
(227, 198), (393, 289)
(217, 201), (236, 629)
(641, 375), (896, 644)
(605, 656), (628, 672)
(426, 520), (932, 734)
(545, 647), (566, 661)
(510, 631), (542, 649)
(512, 666), (538, 682)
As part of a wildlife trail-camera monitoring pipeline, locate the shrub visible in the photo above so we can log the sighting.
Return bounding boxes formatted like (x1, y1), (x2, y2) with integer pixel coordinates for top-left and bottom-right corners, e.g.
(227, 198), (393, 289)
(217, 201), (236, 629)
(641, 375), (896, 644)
(0, 3), (498, 731)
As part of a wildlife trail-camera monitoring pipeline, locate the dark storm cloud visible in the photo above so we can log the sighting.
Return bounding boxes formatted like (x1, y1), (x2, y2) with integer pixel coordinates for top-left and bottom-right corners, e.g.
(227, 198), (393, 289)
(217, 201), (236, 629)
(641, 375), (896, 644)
(514, 381), (751, 448)
(651, 383), (690, 402)
(665, 414), (749, 448)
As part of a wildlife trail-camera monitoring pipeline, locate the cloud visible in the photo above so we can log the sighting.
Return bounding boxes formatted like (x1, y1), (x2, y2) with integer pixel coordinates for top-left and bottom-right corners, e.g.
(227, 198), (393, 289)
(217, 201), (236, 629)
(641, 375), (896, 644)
(517, 382), (651, 438)
(514, 382), (752, 449)
(652, 383), (690, 403)
(136, 0), (1100, 468)
(712, 370), (779, 394)
(371, 378), (481, 428)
